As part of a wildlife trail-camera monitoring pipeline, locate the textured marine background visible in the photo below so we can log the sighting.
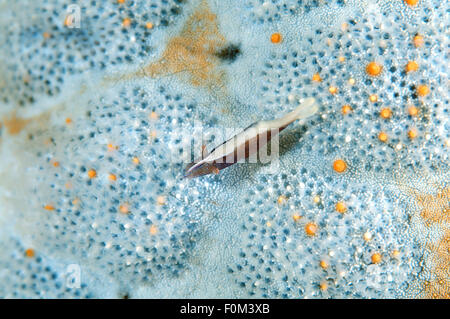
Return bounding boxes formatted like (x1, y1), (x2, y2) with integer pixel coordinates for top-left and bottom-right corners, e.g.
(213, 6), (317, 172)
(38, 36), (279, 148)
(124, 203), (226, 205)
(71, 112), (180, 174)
(0, 0), (448, 298)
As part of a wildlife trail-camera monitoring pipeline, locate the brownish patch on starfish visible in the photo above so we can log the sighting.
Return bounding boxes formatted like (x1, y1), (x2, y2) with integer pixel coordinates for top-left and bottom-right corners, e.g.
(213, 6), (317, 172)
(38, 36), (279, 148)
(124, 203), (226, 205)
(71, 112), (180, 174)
(422, 231), (450, 299)
(1, 109), (55, 136)
(410, 184), (449, 299)
(391, 172), (449, 299)
(416, 187), (450, 226)
(1, 112), (32, 135)
(134, 0), (227, 90)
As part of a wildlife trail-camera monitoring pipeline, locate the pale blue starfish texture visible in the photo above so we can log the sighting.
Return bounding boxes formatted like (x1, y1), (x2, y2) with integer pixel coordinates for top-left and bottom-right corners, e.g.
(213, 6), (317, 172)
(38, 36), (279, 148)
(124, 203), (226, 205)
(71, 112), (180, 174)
(0, 0), (448, 298)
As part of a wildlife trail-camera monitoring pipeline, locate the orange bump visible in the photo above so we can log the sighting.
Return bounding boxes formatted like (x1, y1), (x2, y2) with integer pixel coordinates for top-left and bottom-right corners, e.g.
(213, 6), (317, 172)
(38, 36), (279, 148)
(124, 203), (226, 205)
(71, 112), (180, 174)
(122, 18), (131, 28)
(408, 106), (419, 116)
(328, 86), (338, 95)
(404, 0), (419, 6)
(335, 201), (347, 214)
(333, 159), (347, 173)
(157, 196), (166, 206)
(132, 157), (140, 165)
(408, 128), (418, 139)
(292, 214), (302, 222)
(369, 94), (378, 103)
(413, 34), (424, 48)
(270, 32), (282, 44)
(380, 107), (392, 119)
(109, 173), (117, 182)
(43, 32), (51, 39)
(416, 84), (430, 97)
(117, 0), (126, 3)
(149, 225), (158, 235)
(305, 222), (318, 236)
(319, 260), (328, 269)
(25, 248), (35, 258)
(44, 204), (55, 211)
(405, 61), (419, 73)
(371, 253), (382, 264)
(87, 169), (97, 179)
(52, 161), (60, 167)
(107, 144), (118, 151)
(277, 195), (287, 205)
(363, 231), (372, 242)
(378, 132), (388, 142)
(150, 111), (158, 120)
(119, 204), (130, 214)
(313, 195), (321, 204)
(65, 117), (72, 124)
(392, 249), (400, 258)
(366, 62), (383, 76)
(319, 282), (328, 291)
(338, 56), (346, 63)
(312, 73), (322, 82)
(341, 104), (352, 115)
(145, 22), (154, 29)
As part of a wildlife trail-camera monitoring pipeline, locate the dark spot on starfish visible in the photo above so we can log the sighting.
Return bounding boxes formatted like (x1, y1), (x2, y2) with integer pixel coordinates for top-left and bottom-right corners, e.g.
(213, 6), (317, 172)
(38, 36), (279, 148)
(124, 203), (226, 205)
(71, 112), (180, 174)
(216, 44), (241, 63)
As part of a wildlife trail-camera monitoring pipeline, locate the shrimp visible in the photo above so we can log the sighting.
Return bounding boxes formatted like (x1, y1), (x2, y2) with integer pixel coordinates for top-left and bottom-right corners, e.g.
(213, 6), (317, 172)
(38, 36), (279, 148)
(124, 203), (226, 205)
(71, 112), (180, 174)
(184, 98), (319, 178)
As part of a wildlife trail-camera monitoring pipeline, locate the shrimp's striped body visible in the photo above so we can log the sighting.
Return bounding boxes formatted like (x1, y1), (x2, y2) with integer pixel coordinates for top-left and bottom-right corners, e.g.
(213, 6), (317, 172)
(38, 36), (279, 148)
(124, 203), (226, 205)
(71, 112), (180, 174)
(184, 98), (319, 178)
